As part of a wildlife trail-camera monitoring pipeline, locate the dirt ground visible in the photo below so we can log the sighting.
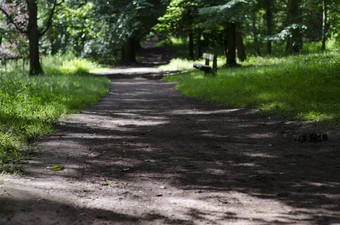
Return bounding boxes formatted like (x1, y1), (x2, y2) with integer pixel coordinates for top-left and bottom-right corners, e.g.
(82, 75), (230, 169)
(0, 43), (340, 225)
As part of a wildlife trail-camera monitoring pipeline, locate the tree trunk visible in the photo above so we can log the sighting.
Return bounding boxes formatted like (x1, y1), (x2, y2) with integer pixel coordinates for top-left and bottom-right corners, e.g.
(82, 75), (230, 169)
(121, 36), (136, 64)
(251, 11), (261, 56)
(196, 30), (202, 59)
(188, 28), (194, 59)
(287, 0), (301, 54)
(27, 0), (44, 75)
(321, 0), (328, 51)
(226, 23), (237, 67)
(265, 0), (273, 54)
(236, 23), (246, 61)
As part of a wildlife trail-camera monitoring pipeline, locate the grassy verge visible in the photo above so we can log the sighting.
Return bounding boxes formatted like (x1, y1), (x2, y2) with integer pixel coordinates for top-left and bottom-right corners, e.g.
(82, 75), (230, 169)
(159, 57), (226, 71)
(0, 55), (111, 173)
(164, 51), (340, 126)
(155, 37), (189, 58)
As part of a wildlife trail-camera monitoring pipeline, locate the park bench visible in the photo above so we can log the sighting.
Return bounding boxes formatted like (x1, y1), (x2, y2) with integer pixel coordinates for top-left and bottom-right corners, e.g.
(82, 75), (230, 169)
(193, 53), (217, 76)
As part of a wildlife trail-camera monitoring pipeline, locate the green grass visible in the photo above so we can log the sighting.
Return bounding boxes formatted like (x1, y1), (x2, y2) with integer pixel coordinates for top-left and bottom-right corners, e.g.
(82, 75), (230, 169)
(155, 37), (189, 58)
(43, 53), (97, 75)
(159, 57), (226, 71)
(0, 55), (111, 172)
(164, 51), (340, 125)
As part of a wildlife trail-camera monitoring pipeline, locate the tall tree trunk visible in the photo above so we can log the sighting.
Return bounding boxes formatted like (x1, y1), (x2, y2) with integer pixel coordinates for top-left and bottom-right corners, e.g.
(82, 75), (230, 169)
(226, 23), (237, 67)
(321, 0), (328, 51)
(265, 0), (273, 54)
(121, 37), (136, 64)
(27, 0), (44, 75)
(287, 0), (301, 54)
(188, 28), (194, 59)
(196, 30), (202, 59)
(236, 23), (246, 61)
(251, 11), (261, 56)
(223, 33), (228, 60)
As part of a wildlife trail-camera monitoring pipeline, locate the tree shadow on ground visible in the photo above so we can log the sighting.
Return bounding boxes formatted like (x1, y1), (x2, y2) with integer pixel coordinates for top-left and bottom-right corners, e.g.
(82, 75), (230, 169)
(4, 77), (339, 224)
(0, 194), (193, 225)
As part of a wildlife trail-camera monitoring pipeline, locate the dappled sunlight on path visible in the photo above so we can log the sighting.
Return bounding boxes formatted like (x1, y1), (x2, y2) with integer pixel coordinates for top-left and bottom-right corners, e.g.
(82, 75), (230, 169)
(1, 78), (339, 224)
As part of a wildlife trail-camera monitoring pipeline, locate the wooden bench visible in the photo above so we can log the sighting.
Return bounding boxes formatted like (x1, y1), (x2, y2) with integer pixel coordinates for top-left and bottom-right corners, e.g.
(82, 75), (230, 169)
(193, 53), (217, 76)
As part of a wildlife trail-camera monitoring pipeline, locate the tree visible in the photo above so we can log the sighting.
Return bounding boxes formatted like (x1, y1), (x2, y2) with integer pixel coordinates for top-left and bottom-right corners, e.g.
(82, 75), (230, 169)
(226, 22), (237, 66)
(286, 0), (302, 53)
(264, 0), (273, 54)
(47, 1), (100, 56)
(250, 0), (261, 56)
(327, 0), (340, 48)
(88, 0), (169, 64)
(0, 0), (63, 75)
(199, 0), (248, 67)
(321, 0), (328, 50)
(155, 0), (200, 59)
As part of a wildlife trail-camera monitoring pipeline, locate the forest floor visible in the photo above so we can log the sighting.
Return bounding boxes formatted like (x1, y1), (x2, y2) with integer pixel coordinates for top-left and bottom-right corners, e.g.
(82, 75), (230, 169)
(0, 41), (340, 225)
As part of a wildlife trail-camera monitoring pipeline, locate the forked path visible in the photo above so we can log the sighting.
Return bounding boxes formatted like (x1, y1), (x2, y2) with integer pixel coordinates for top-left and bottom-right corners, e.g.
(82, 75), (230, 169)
(1, 76), (339, 224)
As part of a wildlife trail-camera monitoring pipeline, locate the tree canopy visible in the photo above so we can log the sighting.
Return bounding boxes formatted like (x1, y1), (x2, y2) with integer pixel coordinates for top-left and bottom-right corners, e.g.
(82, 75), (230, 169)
(0, 0), (339, 74)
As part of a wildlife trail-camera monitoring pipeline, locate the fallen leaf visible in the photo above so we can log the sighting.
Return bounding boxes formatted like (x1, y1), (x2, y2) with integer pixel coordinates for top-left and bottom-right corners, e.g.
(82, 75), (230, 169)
(121, 168), (131, 172)
(49, 165), (65, 171)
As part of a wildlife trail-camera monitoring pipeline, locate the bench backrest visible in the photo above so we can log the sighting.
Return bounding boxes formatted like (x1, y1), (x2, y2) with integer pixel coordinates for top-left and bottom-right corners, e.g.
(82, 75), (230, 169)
(202, 53), (217, 71)
(202, 53), (214, 61)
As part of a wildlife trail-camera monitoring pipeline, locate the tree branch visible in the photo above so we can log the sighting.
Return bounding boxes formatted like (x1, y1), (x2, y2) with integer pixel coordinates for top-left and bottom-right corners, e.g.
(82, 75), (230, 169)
(0, 6), (27, 34)
(39, 0), (64, 36)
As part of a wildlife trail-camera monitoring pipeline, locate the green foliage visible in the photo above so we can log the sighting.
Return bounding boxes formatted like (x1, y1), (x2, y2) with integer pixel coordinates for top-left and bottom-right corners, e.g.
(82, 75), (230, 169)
(43, 53), (96, 75)
(79, 0), (169, 59)
(164, 51), (340, 125)
(154, 0), (199, 35)
(0, 55), (111, 172)
(155, 37), (189, 57)
(46, 1), (99, 56)
(198, 0), (250, 26)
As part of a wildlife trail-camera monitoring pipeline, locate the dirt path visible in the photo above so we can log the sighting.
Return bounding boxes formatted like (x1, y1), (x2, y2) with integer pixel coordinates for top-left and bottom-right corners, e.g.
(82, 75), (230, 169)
(1, 75), (339, 225)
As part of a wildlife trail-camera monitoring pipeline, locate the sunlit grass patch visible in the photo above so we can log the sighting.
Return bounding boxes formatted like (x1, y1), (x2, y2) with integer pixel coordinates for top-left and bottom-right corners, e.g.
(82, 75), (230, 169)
(159, 57), (225, 71)
(43, 53), (97, 75)
(164, 51), (340, 125)
(159, 58), (194, 71)
(155, 37), (188, 57)
(0, 55), (111, 172)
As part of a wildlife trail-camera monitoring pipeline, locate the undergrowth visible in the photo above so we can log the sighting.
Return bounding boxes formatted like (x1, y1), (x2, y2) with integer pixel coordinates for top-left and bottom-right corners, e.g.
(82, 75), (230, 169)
(0, 54), (111, 173)
(164, 51), (340, 126)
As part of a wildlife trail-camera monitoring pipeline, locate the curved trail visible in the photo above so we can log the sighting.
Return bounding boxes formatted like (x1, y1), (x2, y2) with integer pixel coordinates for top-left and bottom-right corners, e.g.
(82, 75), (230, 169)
(1, 75), (339, 224)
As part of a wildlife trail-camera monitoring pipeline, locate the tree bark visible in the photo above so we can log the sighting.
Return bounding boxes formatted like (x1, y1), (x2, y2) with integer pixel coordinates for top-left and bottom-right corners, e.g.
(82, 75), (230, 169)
(287, 0), (301, 54)
(188, 28), (194, 59)
(236, 23), (246, 61)
(226, 23), (237, 67)
(321, 0), (328, 51)
(251, 11), (261, 56)
(265, 0), (273, 54)
(196, 30), (202, 59)
(121, 36), (136, 64)
(27, 0), (44, 75)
